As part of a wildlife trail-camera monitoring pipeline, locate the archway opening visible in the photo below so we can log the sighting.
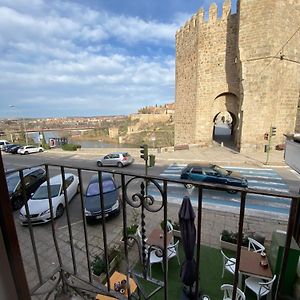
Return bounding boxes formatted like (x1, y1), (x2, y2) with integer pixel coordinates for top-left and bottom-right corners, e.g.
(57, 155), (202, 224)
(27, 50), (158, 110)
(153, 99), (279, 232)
(212, 111), (236, 148)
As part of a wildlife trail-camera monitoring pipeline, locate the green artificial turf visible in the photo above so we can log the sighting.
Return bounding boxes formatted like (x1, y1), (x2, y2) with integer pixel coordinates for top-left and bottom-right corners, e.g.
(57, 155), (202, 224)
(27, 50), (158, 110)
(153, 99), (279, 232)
(133, 244), (257, 300)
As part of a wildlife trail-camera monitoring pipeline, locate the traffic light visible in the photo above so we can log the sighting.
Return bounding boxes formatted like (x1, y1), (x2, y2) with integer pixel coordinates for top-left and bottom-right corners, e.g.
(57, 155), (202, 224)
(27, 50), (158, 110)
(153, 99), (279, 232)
(149, 154), (155, 167)
(264, 133), (269, 140)
(140, 144), (148, 160)
(271, 127), (276, 136)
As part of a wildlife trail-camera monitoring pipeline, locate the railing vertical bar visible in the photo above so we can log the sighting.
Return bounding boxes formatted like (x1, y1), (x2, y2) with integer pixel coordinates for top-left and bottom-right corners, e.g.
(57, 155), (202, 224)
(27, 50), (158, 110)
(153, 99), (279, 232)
(163, 180), (168, 300)
(60, 166), (77, 275)
(45, 165), (63, 267)
(232, 191), (247, 300)
(0, 151), (31, 299)
(77, 168), (92, 283)
(275, 197), (298, 299)
(19, 170), (43, 285)
(121, 174), (131, 298)
(195, 187), (203, 298)
(292, 197), (300, 244)
(98, 171), (110, 291)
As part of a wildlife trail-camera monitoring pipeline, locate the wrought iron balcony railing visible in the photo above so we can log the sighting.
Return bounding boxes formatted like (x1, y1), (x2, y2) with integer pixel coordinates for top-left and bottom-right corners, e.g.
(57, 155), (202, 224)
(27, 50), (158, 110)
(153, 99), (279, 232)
(1, 154), (300, 300)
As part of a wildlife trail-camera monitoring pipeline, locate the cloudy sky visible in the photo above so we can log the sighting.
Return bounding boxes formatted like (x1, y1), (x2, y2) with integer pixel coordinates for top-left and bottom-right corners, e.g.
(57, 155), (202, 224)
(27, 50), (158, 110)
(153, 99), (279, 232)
(0, 0), (237, 118)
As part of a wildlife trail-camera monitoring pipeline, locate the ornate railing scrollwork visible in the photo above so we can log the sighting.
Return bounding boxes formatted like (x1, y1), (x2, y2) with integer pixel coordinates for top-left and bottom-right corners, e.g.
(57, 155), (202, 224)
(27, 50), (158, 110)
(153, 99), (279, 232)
(124, 176), (164, 212)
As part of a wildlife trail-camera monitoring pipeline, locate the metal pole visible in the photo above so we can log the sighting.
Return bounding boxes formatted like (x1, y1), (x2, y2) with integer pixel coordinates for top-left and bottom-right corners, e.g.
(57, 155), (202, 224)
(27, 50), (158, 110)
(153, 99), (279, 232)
(265, 125), (272, 165)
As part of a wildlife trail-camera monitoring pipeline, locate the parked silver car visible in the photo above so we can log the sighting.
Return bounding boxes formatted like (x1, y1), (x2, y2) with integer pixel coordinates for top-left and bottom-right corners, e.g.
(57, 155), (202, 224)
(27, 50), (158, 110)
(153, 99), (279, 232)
(96, 152), (134, 168)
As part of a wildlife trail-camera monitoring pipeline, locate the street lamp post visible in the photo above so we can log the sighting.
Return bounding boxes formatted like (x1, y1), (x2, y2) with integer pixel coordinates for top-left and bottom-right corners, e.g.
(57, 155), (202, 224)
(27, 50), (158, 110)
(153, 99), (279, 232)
(9, 105), (28, 145)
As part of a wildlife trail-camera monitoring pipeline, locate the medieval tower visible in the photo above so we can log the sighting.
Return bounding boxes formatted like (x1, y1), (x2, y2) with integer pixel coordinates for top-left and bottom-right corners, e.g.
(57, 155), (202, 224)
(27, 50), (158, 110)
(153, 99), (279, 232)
(174, 0), (300, 152)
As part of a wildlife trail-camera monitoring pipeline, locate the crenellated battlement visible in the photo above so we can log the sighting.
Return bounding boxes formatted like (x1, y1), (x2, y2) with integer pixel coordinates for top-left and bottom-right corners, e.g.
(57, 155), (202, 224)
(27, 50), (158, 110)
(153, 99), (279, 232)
(176, 0), (233, 43)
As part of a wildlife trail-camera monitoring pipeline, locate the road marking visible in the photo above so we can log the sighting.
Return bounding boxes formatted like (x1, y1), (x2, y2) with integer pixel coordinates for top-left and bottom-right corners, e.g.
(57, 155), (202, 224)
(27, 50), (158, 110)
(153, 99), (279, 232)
(57, 219), (83, 230)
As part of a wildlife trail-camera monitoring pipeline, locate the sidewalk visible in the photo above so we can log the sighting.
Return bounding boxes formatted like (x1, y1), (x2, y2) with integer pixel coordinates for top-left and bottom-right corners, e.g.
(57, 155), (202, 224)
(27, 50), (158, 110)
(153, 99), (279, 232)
(48, 144), (286, 167)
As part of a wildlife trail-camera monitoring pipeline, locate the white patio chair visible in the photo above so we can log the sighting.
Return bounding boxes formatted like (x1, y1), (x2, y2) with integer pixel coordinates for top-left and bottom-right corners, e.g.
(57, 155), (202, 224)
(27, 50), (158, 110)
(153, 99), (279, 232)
(221, 250), (236, 278)
(248, 237), (265, 253)
(166, 220), (174, 232)
(147, 246), (163, 277)
(167, 240), (180, 265)
(221, 284), (245, 300)
(244, 274), (276, 300)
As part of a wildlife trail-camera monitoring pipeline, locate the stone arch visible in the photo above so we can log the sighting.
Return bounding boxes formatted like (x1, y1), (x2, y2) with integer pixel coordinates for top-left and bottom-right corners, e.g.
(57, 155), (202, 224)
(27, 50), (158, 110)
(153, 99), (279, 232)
(211, 92), (240, 148)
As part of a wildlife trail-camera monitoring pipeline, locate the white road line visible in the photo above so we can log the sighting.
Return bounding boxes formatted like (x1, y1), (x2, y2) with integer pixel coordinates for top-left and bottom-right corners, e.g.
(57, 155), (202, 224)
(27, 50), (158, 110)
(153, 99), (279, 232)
(57, 219), (83, 230)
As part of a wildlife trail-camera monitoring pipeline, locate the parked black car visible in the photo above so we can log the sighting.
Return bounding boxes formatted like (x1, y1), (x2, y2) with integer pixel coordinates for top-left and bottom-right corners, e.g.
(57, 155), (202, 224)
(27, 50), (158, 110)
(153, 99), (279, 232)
(9, 144), (22, 154)
(3, 143), (15, 152)
(84, 173), (120, 222)
(6, 167), (46, 210)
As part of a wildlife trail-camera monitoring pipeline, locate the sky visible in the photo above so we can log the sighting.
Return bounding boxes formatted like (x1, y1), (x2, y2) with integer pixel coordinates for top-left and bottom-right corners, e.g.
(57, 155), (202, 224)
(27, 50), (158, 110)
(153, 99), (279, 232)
(0, 0), (237, 118)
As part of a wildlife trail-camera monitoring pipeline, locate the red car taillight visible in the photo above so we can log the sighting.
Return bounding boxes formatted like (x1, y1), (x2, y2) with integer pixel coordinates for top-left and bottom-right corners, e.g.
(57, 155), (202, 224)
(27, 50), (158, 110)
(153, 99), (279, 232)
(122, 157), (128, 161)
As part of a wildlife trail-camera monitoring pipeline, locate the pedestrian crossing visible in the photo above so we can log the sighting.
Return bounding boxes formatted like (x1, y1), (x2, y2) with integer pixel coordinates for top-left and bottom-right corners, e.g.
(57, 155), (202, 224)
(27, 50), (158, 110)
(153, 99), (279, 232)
(148, 164), (291, 215)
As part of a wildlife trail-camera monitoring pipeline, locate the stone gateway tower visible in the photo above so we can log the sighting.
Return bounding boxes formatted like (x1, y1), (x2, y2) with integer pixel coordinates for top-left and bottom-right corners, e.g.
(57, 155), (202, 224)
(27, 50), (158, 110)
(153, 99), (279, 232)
(174, 0), (300, 152)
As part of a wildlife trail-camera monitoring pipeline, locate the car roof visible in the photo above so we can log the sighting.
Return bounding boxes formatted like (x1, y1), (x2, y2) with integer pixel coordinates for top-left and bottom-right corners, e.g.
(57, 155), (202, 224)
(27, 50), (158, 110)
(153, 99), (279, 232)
(109, 152), (129, 155)
(89, 173), (114, 184)
(6, 167), (45, 178)
(186, 163), (215, 169)
(40, 173), (74, 186)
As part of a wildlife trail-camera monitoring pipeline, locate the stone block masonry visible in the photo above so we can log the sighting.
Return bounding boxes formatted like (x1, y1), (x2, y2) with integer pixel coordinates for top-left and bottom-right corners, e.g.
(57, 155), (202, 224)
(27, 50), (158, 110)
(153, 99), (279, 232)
(175, 0), (300, 152)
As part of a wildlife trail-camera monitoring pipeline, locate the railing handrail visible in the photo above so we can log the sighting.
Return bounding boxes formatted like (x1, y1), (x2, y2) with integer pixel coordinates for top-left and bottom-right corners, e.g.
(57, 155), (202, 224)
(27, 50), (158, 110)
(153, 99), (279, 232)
(6, 162), (300, 199)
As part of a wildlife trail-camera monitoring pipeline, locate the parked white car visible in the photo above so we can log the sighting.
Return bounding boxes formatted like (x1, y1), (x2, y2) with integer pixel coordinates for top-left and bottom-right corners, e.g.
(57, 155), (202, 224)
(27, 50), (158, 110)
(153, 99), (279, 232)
(0, 140), (10, 150)
(18, 145), (44, 155)
(19, 173), (79, 225)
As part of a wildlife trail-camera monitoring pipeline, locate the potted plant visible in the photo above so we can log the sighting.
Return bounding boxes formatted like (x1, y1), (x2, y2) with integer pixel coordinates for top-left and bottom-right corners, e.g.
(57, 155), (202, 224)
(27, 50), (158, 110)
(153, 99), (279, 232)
(108, 245), (122, 271)
(91, 255), (107, 284)
(91, 245), (123, 284)
(160, 219), (181, 238)
(220, 230), (249, 251)
(122, 224), (139, 247)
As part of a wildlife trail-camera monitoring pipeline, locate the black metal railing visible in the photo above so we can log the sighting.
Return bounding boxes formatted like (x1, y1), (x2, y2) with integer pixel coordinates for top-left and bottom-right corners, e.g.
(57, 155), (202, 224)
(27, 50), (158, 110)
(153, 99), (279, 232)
(1, 156), (300, 299)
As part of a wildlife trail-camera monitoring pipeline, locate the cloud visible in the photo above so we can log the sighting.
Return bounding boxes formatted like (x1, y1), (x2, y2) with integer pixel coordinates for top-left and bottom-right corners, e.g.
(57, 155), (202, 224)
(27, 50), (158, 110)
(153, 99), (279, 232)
(0, 0), (179, 117)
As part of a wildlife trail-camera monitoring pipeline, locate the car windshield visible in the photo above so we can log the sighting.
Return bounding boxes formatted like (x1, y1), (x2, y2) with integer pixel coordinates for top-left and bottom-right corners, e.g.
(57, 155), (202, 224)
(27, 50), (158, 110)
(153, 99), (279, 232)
(86, 180), (115, 196)
(212, 165), (230, 176)
(32, 185), (61, 200)
(6, 174), (20, 192)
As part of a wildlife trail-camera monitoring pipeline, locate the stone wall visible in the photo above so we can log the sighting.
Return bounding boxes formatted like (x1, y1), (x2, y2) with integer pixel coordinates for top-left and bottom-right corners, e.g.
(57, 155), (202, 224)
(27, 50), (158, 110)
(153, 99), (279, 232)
(175, 0), (300, 152)
(238, 0), (300, 152)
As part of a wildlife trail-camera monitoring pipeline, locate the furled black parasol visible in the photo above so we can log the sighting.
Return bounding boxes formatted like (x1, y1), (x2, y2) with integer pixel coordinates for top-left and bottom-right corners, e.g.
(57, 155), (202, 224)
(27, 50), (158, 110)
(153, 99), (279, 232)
(179, 195), (197, 299)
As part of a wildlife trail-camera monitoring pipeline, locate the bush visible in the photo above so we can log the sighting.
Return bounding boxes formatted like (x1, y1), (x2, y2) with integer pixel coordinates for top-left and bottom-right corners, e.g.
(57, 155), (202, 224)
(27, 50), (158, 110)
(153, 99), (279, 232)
(91, 255), (106, 276)
(221, 230), (249, 247)
(62, 143), (81, 151)
(126, 224), (138, 235)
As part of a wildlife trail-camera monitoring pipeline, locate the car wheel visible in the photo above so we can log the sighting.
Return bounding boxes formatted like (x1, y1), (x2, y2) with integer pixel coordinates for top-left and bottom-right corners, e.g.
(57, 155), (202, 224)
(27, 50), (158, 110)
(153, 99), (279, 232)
(97, 161), (103, 167)
(24, 151), (29, 155)
(184, 183), (194, 189)
(39, 149), (43, 152)
(117, 162), (123, 168)
(56, 204), (64, 218)
(227, 190), (237, 194)
(13, 197), (23, 210)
